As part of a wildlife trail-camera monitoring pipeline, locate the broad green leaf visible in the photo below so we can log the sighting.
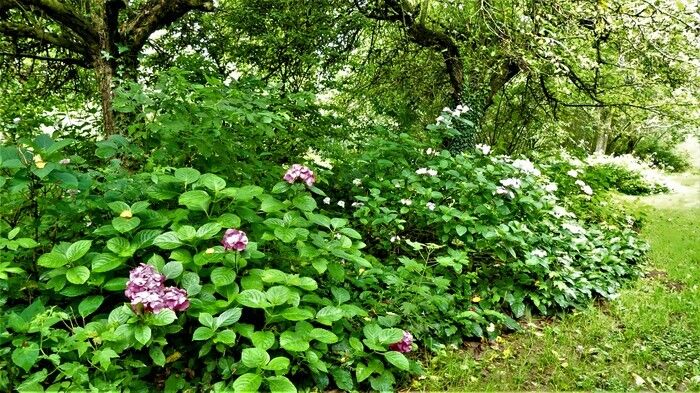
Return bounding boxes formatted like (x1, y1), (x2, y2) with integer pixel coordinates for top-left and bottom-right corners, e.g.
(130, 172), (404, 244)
(179, 190), (211, 212)
(12, 345), (39, 372)
(251, 331), (275, 350)
(339, 227), (362, 239)
(199, 173), (226, 191)
(134, 325), (152, 345)
(149, 346), (166, 367)
(267, 376), (297, 393)
(237, 289), (270, 308)
(263, 357), (290, 372)
(153, 232), (182, 250)
(384, 351), (410, 370)
(280, 307), (314, 321)
(217, 308), (242, 327)
(92, 253), (125, 273)
(241, 347), (270, 368)
(211, 267), (236, 287)
(162, 261), (183, 279)
(65, 240), (91, 262)
(174, 168), (201, 184)
(112, 216), (141, 233)
(37, 252), (68, 268)
(260, 195), (285, 212)
(231, 373), (262, 393)
(315, 306), (344, 325)
(378, 328), (404, 345)
(198, 313), (215, 328)
(106, 237), (134, 256)
(235, 185), (264, 201)
(215, 330), (237, 345)
(78, 295), (104, 317)
(279, 330), (309, 352)
(152, 309), (177, 326)
(192, 327), (215, 341)
(66, 266), (90, 284)
(309, 328), (338, 344)
(292, 195), (317, 212)
(196, 222), (222, 239)
(266, 286), (291, 306)
(330, 368), (354, 391)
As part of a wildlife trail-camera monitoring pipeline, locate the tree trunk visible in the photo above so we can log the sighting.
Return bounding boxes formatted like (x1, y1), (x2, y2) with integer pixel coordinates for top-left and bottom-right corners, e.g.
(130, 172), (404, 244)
(94, 56), (117, 136)
(594, 108), (611, 154)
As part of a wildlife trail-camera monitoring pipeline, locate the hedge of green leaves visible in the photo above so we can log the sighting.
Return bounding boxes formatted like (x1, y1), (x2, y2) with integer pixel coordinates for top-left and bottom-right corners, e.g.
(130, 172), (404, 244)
(0, 130), (647, 392)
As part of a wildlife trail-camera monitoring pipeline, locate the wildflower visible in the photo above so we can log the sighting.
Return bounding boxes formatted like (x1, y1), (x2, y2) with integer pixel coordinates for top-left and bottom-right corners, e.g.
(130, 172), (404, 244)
(551, 206), (572, 218)
(562, 222), (586, 235)
(337, 200), (346, 208)
(566, 169), (579, 178)
(161, 287), (190, 312)
(532, 249), (548, 258)
(13, 117), (20, 124)
(426, 202), (436, 211)
(59, 158), (71, 165)
(389, 331), (413, 353)
(495, 186), (514, 198)
(390, 235), (400, 243)
(352, 178), (362, 186)
(400, 198), (413, 206)
(221, 228), (248, 251)
(120, 210), (133, 218)
(472, 296), (482, 302)
(425, 148), (439, 156)
(486, 323), (496, 333)
(544, 183), (558, 193)
(33, 154), (46, 169)
(323, 197), (331, 204)
(416, 168), (428, 175)
(351, 202), (364, 208)
(426, 169), (438, 176)
(581, 185), (593, 195)
(511, 159), (541, 176)
(475, 144), (491, 155)
(283, 164), (316, 187)
(334, 233), (342, 239)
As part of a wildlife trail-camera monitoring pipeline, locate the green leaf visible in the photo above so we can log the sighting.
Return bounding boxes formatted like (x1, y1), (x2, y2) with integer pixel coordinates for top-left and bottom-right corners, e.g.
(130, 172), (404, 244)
(235, 185), (264, 201)
(162, 261), (183, 279)
(181, 272), (202, 296)
(237, 289), (270, 308)
(196, 222), (222, 239)
(112, 216), (141, 233)
(108, 201), (131, 214)
(251, 331), (275, 350)
(78, 295), (104, 317)
(267, 376), (297, 393)
(274, 227), (296, 243)
(153, 232), (182, 250)
(232, 373), (262, 393)
(106, 237), (134, 256)
(349, 337), (364, 352)
(135, 325), (152, 345)
(65, 240), (92, 262)
(356, 363), (374, 382)
(37, 252), (69, 268)
(91, 253), (124, 273)
(199, 313), (215, 329)
(309, 328), (339, 344)
(241, 347), (270, 368)
(260, 195), (285, 213)
(315, 306), (344, 325)
(152, 309), (177, 326)
(339, 227), (362, 239)
(292, 195), (317, 212)
(199, 173), (226, 191)
(263, 357), (290, 372)
(330, 368), (354, 391)
(7, 227), (20, 239)
(211, 267), (236, 287)
(279, 330), (309, 352)
(12, 345), (39, 372)
(217, 308), (242, 327)
(16, 238), (38, 248)
(174, 168), (201, 184)
(266, 286), (291, 306)
(193, 327), (215, 341)
(149, 346), (166, 367)
(384, 351), (410, 370)
(280, 307), (314, 321)
(215, 330), (237, 345)
(456, 225), (467, 236)
(66, 266), (90, 284)
(378, 328), (404, 345)
(179, 190), (211, 212)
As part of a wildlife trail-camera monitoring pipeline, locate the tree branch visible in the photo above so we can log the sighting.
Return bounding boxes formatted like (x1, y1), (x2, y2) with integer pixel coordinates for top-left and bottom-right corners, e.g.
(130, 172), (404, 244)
(0, 50), (87, 65)
(121, 0), (215, 53)
(0, 21), (87, 54)
(17, 0), (98, 44)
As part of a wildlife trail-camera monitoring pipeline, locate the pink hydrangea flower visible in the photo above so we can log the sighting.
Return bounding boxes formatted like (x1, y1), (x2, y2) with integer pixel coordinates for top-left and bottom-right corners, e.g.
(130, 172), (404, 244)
(389, 331), (413, 353)
(222, 228), (248, 251)
(283, 164), (316, 186)
(124, 263), (189, 313)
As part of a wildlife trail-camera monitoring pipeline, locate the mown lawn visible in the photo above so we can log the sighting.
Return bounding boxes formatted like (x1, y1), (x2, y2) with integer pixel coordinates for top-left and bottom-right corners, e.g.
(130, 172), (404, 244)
(417, 205), (700, 391)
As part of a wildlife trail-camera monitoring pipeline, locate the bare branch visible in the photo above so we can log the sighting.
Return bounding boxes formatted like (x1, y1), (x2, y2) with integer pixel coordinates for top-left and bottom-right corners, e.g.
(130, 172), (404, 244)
(0, 21), (87, 54)
(15, 0), (98, 44)
(0, 50), (87, 65)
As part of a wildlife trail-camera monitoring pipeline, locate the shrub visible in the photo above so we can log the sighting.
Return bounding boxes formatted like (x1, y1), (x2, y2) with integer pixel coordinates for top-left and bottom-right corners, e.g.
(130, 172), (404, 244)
(634, 140), (691, 172)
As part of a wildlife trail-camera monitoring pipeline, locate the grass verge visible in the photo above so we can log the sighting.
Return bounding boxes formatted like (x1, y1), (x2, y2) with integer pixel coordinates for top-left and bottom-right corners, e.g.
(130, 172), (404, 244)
(417, 205), (700, 391)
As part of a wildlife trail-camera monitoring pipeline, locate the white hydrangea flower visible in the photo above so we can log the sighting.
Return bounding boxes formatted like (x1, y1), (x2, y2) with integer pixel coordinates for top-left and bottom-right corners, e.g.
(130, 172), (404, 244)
(500, 178), (522, 189)
(532, 249), (548, 258)
(400, 198), (413, 206)
(544, 183), (558, 192)
(390, 235), (400, 243)
(323, 197), (331, 204)
(426, 202), (436, 211)
(567, 169), (579, 178)
(337, 200), (345, 208)
(475, 144), (491, 155)
(511, 159), (541, 176)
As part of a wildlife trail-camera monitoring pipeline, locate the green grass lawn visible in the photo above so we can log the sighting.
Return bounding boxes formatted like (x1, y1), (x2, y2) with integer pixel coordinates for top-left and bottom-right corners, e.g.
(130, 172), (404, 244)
(417, 206), (700, 391)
